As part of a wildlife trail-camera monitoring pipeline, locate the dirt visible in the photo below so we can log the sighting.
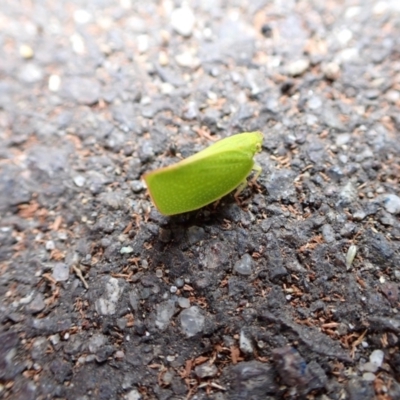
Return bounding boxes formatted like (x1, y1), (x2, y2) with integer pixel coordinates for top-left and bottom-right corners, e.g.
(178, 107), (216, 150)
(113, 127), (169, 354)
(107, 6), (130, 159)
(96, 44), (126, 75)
(1, 0), (400, 399)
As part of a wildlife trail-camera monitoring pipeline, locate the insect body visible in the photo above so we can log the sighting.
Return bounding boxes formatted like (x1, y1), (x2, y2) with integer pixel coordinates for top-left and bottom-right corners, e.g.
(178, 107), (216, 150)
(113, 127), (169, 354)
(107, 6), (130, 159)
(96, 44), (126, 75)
(143, 131), (263, 216)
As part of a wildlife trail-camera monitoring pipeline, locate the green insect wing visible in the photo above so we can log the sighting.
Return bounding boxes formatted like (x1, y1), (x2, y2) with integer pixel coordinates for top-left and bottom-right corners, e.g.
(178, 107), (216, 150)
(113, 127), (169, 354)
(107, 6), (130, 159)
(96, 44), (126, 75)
(143, 131), (263, 216)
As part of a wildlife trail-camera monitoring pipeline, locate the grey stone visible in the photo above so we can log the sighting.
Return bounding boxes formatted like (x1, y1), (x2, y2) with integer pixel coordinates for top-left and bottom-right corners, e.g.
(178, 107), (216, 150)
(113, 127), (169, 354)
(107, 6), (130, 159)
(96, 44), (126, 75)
(340, 222), (357, 238)
(88, 334), (107, 353)
(30, 316), (72, 335)
(126, 389), (142, 400)
(263, 169), (296, 201)
(18, 63), (43, 83)
(155, 300), (176, 331)
(346, 377), (375, 400)
(100, 191), (125, 210)
(129, 289), (140, 312)
(261, 312), (351, 362)
(194, 363), (218, 378)
(120, 246), (134, 254)
(182, 101), (199, 120)
(52, 263), (69, 282)
(73, 175), (86, 187)
(158, 228), (171, 243)
(31, 337), (48, 360)
(353, 210), (367, 221)
(382, 194), (400, 214)
(337, 181), (357, 207)
(321, 104), (346, 131)
(130, 180), (145, 193)
(178, 297), (190, 309)
(27, 293), (46, 314)
(234, 254), (254, 276)
(286, 58), (310, 76)
(170, 6), (195, 37)
(273, 346), (308, 386)
(187, 226), (206, 245)
(62, 77), (101, 105)
(50, 359), (72, 383)
(95, 345), (115, 363)
(64, 335), (84, 355)
(137, 140), (155, 162)
(269, 263), (288, 282)
(321, 224), (335, 243)
(322, 62), (340, 80)
(0, 332), (19, 380)
(239, 329), (254, 354)
(180, 306), (205, 337)
(225, 361), (278, 397)
(95, 277), (124, 315)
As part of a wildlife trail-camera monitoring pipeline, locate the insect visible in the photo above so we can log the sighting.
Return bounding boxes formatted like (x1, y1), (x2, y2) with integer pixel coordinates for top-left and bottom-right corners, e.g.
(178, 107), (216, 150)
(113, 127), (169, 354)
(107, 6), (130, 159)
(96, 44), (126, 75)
(143, 131), (263, 216)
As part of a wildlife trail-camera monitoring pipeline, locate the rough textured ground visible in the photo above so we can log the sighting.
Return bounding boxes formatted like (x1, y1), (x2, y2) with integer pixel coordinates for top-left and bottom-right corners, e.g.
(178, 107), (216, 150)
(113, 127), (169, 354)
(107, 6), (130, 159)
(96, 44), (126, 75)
(1, 0), (400, 399)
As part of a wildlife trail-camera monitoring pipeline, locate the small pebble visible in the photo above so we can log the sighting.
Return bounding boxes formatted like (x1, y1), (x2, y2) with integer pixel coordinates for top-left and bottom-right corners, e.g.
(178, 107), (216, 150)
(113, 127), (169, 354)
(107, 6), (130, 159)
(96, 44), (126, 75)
(373, 1), (388, 15)
(335, 133), (351, 147)
(369, 349), (384, 369)
(27, 293), (46, 314)
(175, 52), (200, 69)
(308, 95), (322, 110)
(362, 372), (376, 381)
(386, 90), (400, 103)
(171, 6), (195, 37)
(353, 210), (367, 221)
(19, 44), (34, 59)
(49, 334), (60, 346)
(130, 180), (144, 193)
(158, 51), (169, 66)
(182, 101), (198, 120)
(178, 297), (190, 308)
(120, 246), (134, 254)
(19, 63), (43, 83)
(155, 300), (176, 331)
(73, 175), (86, 187)
(240, 330), (254, 354)
(33, 363), (41, 371)
(175, 278), (184, 288)
(46, 240), (55, 250)
(336, 28), (353, 45)
(136, 34), (149, 53)
(194, 362), (218, 378)
(234, 254), (254, 276)
(48, 74), (61, 92)
(286, 59), (310, 76)
(338, 182), (358, 206)
(126, 389), (142, 400)
(155, 269), (163, 278)
(382, 194), (400, 215)
(322, 224), (335, 243)
(162, 370), (174, 385)
(70, 33), (85, 54)
(52, 263), (69, 282)
(158, 228), (172, 243)
(180, 306), (205, 337)
(74, 9), (92, 24)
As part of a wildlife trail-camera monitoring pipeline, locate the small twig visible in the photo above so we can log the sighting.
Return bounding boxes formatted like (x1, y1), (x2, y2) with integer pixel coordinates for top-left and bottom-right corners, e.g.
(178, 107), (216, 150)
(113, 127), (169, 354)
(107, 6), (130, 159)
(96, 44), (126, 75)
(73, 265), (89, 289)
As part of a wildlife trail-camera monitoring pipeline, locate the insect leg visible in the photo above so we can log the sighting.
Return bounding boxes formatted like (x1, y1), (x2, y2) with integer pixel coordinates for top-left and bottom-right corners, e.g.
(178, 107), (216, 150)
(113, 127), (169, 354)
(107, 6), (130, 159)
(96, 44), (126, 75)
(250, 163), (262, 184)
(234, 179), (249, 202)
